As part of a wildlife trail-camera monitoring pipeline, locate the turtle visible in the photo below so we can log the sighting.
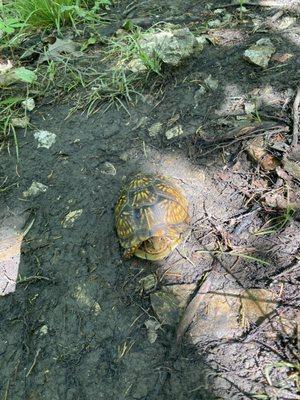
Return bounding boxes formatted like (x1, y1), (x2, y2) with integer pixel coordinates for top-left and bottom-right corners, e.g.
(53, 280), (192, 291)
(115, 173), (189, 260)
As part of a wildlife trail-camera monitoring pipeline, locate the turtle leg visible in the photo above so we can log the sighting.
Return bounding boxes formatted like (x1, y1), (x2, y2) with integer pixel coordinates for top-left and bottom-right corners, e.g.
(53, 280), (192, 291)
(123, 246), (138, 259)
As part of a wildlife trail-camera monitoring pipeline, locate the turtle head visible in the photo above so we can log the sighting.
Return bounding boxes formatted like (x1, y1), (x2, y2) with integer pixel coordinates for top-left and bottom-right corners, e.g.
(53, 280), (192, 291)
(134, 231), (181, 261)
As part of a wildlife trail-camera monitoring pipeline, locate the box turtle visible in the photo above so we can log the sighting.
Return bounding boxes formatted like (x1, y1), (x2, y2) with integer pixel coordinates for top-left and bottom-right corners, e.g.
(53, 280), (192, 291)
(115, 173), (189, 260)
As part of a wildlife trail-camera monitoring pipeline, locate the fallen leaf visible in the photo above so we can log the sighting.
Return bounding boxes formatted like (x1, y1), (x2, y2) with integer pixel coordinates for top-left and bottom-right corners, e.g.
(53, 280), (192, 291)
(246, 137), (279, 171)
(39, 38), (83, 62)
(272, 53), (294, 63)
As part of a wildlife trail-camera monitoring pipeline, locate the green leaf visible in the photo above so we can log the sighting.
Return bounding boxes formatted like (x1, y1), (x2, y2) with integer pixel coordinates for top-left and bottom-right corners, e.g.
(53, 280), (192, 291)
(14, 67), (36, 83)
(0, 96), (24, 105)
(81, 36), (96, 51)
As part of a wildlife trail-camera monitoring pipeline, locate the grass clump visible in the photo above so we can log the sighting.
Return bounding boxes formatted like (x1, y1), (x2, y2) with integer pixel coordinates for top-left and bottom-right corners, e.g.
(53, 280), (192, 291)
(1, 0), (111, 35)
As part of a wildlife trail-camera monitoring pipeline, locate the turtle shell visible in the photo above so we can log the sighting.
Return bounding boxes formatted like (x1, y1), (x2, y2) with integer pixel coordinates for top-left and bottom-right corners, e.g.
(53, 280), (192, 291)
(115, 173), (189, 259)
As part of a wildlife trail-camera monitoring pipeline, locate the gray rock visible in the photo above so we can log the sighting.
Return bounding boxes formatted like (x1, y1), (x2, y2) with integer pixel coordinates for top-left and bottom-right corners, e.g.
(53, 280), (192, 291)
(100, 162), (116, 176)
(23, 181), (48, 198)
(277, 16), (296, 30)
(11, 116), (30, 128)
(148, 122), (163, 137)
(208, 19), (222, 28)
(243, 38), (276, 68)
(34, 130), (57, 149)
(139, 28), (202, 66)
(165, 125), (183, 140)
(204, 75), (219, 90)
(21, 98), (35, 111)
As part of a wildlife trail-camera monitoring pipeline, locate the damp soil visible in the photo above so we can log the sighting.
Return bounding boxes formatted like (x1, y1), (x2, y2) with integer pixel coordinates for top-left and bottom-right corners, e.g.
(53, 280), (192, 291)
(1, 1), (300, 400)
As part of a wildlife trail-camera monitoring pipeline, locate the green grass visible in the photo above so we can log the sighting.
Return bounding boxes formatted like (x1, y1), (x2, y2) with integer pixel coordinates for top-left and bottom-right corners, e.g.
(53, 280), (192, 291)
(79, 69), (143, 115)
(254, 206), (294, 236)
(104, 27), (162, 76)
(0, 0), (111, 37)
(196, 249), (270, 266)
(0, 96), (26, 160)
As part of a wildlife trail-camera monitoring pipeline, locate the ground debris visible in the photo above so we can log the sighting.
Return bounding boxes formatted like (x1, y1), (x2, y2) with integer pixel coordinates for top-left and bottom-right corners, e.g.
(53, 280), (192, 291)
(39, 37), (82, 63)
(62, 209), (83, 228)
(100, 162), (117, 176)
(165, 125), (183, 140)
(246, 136), (280, 171)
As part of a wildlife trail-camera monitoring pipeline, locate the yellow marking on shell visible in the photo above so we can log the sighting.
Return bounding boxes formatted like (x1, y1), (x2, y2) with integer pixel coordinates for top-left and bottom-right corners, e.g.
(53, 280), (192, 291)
(115, 194), (127, 216)
(159, 199), (188, 225)
(116, 213), (134, 238)
(128, 177), (150, 190)
(132, 189), (156, 207)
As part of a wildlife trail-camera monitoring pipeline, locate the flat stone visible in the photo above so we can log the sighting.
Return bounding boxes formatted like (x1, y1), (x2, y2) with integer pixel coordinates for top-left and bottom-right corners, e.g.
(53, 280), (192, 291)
(243, 38), (276, 68)
(11, 116), (30, 128)
(34, 130), (57, 149)
(148, 122), (163, 137)
(23, 181), (48, 198)
(100, 162), (116, 176)
(0, 213), (33, 296)
(189, 288), (278, 345)
(140, 28), (202, 66)
(165, 125), (183, 140)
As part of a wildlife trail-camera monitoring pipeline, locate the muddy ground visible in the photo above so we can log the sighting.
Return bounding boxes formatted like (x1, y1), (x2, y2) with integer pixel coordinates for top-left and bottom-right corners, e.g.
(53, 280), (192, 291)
(1, 1), (300, 399)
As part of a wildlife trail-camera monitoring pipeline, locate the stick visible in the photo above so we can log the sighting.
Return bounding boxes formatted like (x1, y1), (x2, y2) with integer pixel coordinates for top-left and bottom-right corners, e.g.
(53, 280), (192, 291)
(26, 348), (41, 377)
(292, 87), (300, 147)
(216, 1), (300, 10)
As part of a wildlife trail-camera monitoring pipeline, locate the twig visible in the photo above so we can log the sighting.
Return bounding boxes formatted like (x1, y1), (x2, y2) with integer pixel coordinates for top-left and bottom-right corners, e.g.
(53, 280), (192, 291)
(26, 348), (41, 377)
(199, 125), (289, 157)
(216, 1), (300, 9)
(292, 87), (300, 147)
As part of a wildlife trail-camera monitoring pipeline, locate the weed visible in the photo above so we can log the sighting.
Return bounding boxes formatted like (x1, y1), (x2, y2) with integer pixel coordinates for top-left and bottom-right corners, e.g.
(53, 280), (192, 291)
(1, 0), (111, 38)
(196, 249), (270, 266)
(255, 206), (294, 236)
(84, 69), (142, 115)
(238, 0), (247, 20)
(0, 96), (25, 160)
(264, 361), (299, 391)
(104, 28), (162, 75)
